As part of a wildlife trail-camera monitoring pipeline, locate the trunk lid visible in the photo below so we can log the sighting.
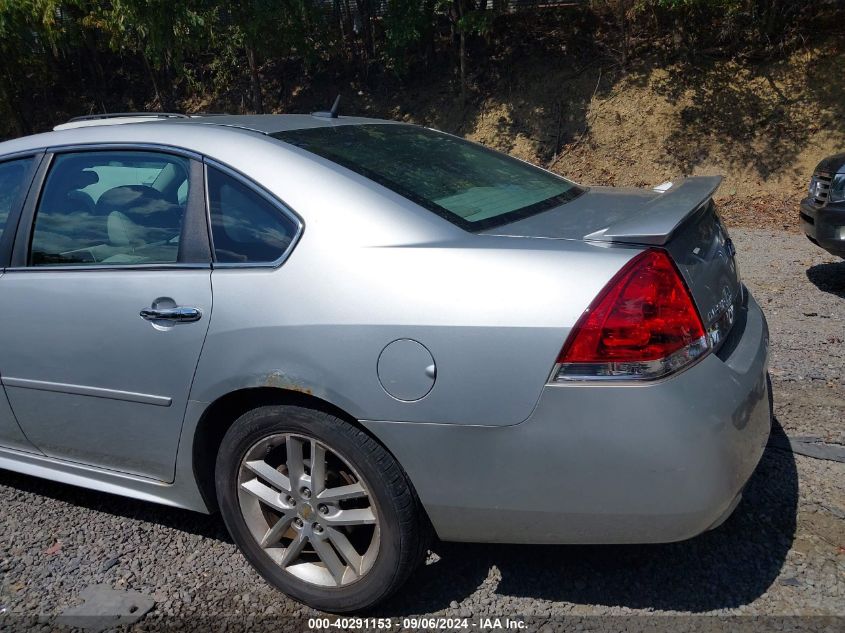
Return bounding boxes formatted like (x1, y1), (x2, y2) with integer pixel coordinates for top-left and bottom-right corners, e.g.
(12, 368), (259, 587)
(482, 177), (742, 333)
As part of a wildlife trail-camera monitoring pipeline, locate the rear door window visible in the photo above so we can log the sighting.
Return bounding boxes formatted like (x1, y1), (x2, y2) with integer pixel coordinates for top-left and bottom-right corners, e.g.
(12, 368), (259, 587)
(29, 151), (190, 266)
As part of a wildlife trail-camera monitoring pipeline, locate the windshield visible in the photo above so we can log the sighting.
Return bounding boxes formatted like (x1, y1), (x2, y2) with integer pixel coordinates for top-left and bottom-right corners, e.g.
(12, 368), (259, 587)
(272, 124), (584, 231)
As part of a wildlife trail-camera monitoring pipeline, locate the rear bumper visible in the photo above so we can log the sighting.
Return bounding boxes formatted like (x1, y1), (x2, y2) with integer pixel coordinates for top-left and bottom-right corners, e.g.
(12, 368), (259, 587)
(364, 289), (771, 544)
(800, 198), (845, 257)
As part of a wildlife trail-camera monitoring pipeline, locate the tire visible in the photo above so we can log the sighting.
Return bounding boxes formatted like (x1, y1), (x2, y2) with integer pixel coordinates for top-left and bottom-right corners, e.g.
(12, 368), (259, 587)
(215, 405), (429, 612)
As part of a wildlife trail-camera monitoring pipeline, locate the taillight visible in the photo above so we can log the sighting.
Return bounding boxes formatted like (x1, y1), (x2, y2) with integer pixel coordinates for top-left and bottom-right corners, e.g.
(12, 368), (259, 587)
(553, 248), (709, 381)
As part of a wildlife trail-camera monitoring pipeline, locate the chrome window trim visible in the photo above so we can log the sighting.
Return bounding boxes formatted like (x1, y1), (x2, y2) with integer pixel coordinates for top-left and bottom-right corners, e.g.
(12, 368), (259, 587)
(202, 157), (304, 270)
(0, 149), (48, 162)
(4, 263), (211, 273)
(45, 142), (202, 161)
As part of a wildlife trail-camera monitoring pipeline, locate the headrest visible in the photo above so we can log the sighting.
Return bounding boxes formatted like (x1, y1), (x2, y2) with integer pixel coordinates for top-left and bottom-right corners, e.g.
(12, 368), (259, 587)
(95, 185), (172, 222)
(66, 169), (98, 190)
(107, 210), (144, 247)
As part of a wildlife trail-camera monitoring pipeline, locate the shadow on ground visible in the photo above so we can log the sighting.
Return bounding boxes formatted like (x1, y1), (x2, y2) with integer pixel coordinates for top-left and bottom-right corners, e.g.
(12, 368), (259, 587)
(807, 261), (845, 300)
(0, 418), (796, 615)
(0, 469), (230, 544)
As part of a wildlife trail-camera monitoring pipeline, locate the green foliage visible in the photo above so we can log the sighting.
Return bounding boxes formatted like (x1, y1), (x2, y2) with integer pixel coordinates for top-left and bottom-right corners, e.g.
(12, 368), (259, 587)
(0, 0), (831, 137)
(80, 0), (207, 70)
(382, 0), (431, 73)
(456, 7), (496, 38)
(0, 0), (63, 133)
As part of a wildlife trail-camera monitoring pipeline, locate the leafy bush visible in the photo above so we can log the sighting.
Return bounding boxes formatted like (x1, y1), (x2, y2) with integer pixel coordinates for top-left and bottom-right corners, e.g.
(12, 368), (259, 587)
(0, 0), (835, 138)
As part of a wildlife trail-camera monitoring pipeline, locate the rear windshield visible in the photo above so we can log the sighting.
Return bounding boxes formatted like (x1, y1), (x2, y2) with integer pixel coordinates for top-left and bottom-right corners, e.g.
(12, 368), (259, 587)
(272, 124), (583, 231)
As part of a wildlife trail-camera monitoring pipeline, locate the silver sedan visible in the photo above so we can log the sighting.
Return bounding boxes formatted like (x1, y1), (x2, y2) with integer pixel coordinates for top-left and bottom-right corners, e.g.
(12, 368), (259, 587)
(0, 113), (771, 611)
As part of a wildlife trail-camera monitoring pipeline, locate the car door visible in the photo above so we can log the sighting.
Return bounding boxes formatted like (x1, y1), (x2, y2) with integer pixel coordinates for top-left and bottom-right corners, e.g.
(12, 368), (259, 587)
(0, 153), (43, 453)
(0, 147), (213, 481)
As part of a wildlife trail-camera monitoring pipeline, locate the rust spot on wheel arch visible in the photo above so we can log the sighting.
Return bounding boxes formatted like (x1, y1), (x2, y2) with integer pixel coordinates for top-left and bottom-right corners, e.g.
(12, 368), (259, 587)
(261, 370), (313, 395)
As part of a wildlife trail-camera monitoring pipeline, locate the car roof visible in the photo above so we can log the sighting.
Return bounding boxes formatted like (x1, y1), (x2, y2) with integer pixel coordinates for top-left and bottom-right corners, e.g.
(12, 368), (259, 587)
(179, 114), (396, 134)
(50, 113), (397, 134)
(0, 113), (464, 243)
(0, 114), (399, 158)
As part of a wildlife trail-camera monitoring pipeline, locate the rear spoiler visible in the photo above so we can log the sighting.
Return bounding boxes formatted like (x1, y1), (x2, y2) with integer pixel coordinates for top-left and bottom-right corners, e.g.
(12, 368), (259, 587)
(583, 176), (723, 246)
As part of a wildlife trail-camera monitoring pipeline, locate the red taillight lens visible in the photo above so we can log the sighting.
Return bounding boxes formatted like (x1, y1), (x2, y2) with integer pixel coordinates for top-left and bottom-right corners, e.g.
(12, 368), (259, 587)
(557, 249), (706, 375)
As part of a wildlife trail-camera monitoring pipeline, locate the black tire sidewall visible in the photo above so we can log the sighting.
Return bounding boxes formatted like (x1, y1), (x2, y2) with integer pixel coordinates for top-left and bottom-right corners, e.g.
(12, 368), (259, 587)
(215, 406), (410, 612)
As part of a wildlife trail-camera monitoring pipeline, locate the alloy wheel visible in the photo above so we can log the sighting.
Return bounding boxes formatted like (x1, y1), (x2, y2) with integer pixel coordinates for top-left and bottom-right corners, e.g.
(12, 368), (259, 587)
(237, 433), (380, 587)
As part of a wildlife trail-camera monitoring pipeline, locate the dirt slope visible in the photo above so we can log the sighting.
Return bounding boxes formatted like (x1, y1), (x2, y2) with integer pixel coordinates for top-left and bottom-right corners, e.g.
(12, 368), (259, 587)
(298, 38), (844, 231)
(186, 29), (845, 231)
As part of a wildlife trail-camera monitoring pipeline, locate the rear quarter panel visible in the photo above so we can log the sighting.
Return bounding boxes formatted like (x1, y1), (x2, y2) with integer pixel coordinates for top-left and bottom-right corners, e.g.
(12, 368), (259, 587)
(191, 231), (638, 426)
(182, 131), (640, 426)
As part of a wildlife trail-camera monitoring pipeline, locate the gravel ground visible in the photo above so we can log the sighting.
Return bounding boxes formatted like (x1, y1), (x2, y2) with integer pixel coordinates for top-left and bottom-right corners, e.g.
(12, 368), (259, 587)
(0, 228), (843, 631)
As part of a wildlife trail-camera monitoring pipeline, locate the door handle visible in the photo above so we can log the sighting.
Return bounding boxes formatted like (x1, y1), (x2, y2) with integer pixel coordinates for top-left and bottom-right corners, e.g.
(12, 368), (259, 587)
(140, 306), (202, 323)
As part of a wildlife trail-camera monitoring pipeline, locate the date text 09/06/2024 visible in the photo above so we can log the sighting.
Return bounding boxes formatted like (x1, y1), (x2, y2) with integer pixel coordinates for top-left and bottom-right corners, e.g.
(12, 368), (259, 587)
(307, 617), (527, 630)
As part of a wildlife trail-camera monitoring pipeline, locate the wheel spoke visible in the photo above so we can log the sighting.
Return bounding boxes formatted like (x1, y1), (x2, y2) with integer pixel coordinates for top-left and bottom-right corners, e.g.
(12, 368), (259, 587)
(260, 514), (295, 548)
(311, 535), (349, 585)
(325, 507), (376, 526)
(244, 460), (291, 494)
(317, 482), (367, 503)
(240, 478), (286, 512)
(327, 527), (362, 574)
(286, 436), (305, 486)
(238, 432), (381, 588)
(279, 531), (308, 568)
(310, 440), (327, 495)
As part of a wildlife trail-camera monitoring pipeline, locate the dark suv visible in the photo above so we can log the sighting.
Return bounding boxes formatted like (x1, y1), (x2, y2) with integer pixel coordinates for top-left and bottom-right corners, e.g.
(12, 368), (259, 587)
(800, 152), (845, 257)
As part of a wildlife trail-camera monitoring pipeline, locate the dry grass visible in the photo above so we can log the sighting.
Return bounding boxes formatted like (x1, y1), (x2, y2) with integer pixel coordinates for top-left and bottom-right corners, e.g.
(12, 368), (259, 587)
(190, 34), (845, 232)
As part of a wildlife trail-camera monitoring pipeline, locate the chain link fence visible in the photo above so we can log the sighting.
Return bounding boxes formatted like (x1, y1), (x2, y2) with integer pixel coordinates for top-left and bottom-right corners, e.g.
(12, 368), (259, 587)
(316, 1), (585, 18)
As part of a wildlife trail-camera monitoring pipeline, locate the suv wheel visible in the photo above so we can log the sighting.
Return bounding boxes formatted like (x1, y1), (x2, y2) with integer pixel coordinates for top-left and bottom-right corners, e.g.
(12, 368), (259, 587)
(215, 405), (428, 612)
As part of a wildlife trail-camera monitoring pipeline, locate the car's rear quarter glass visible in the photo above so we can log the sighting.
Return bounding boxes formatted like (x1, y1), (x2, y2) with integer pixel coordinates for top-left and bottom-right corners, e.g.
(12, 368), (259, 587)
(206, 167), (298, 264)
(273, 124), (584, 231)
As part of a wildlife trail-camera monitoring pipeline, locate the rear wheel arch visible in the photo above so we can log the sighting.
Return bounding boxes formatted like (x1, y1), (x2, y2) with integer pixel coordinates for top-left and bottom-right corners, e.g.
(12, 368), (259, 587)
(190, 387), (428, 526)
(214, 402), (432, 610)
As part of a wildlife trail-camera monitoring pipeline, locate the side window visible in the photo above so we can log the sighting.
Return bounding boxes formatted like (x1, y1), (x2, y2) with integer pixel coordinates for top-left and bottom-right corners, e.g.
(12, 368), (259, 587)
(207, 167), (298, 264)
(0, 157), (35, 242)
(30, 151), (190, 266)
